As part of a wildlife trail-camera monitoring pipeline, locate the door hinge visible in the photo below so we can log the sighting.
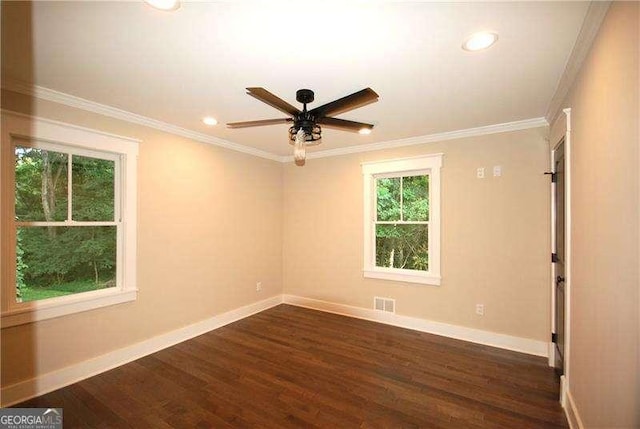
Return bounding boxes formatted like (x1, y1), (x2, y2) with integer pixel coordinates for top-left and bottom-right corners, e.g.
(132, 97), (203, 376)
(552, 333), (558, 343)
(544, 172), (558, 183)
(552, 253), (559, 263)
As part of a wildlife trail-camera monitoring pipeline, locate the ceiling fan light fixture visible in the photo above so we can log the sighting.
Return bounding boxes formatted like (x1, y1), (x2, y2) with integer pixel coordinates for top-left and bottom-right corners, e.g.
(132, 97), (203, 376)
(462, 31), (498, 52)
(358, 128), (372, 135)
(144, 0), (181, 11)
(289, 124), (322, 144)
(293, 129), (306, 166)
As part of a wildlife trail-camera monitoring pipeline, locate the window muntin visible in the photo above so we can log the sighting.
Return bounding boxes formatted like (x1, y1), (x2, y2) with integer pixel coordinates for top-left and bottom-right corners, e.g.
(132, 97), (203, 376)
(14, 142), (120, 304)
(362, 154), (442, 285)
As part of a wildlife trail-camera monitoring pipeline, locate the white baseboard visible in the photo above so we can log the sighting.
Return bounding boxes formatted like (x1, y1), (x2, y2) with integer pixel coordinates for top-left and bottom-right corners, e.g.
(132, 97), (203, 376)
(564, 386), (584, 429)
(0, 295), (283, 407)
(283, 294), (548, 357)
(548, 342), (556, 367)
(2, 293), (549, 407)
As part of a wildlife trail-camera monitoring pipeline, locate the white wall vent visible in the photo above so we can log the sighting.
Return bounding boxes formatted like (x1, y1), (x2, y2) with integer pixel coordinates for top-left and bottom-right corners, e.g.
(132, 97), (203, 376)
(373, 296), (395, 313)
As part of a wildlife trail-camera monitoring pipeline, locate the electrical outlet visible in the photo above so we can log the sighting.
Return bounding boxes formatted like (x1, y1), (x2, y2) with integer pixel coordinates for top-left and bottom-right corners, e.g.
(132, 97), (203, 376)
(477, 167), (485, 179)
(256, 282), (262, 292)
(476, 304), (484, 316)
(493, 165), (502, 177)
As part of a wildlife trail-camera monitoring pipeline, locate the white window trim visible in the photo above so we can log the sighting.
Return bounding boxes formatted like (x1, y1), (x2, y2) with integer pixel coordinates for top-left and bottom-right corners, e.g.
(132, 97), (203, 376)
(362, 154), (442, 286)
(1, 111), (139, 327)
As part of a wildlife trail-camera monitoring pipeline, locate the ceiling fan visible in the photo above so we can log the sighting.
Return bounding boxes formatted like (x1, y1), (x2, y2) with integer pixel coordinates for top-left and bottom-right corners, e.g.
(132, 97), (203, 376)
(227, 87), (379, 165)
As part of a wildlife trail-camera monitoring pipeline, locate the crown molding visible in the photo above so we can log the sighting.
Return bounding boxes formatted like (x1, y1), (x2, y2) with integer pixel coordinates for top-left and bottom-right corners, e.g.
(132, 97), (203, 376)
(1, 79), (285, 162)
(284, 116), (548, 162)
(1, 109), (143, 144)
(3, 79), (547, 165)
(545, 1), (611, 124)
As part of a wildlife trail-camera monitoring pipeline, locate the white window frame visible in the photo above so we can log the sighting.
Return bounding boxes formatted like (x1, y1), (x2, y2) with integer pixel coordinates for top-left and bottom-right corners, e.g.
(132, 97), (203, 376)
(1, 112), (139, 327)
(362, 154), (442, 285)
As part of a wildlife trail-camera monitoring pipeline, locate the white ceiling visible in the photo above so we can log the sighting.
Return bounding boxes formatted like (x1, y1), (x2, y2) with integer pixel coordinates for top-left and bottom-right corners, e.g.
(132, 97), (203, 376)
(2, 1), (590, 156)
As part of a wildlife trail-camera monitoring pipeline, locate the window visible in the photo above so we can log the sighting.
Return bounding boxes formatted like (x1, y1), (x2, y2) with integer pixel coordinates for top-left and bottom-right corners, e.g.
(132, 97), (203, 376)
(362, 154), (442, 285)
(1, 113), (139, 326)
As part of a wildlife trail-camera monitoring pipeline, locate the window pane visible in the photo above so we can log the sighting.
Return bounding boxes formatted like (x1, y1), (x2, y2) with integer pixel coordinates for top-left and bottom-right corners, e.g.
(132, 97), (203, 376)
(402, 175), (429, 221)
(16, 226), (117, 303)
(375, 224), (428, 271)
(15, 146), (68, 221)
(376, 177), (401, 221)
(72, 155), (115, 221)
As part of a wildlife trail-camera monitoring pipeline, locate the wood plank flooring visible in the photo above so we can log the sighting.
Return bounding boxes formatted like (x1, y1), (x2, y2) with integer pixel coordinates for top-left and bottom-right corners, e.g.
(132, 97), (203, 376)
(18, 304), (568, 428)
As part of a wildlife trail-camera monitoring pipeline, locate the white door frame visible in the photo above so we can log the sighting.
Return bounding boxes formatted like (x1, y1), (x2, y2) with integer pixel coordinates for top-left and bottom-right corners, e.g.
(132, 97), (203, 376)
(549, 108), (572, 406)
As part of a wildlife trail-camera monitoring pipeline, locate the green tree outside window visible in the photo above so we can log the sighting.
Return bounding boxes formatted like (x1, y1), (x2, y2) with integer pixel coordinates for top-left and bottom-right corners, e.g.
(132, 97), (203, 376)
(375, 175), (429, 271)
(15, 146), (117, 302)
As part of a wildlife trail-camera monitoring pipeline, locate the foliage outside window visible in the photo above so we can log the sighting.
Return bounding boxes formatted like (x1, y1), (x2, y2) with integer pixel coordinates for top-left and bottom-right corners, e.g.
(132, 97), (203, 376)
(1, 113), (138, 327)
(15, 145), (117, 303)
(362, 154), (442, 285)
(375, 175), (429, 271)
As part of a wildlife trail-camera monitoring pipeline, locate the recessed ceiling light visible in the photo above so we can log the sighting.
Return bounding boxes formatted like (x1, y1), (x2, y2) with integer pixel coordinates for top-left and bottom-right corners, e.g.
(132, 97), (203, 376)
(202, 117), (218, 126)
(462, 32), (498, 52)
(144, 0), (180, 11)
(359, 128), (372, 135)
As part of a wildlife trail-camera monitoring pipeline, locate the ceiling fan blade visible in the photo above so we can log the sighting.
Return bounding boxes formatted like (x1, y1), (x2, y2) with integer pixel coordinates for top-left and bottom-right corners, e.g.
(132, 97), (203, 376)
(226, 118), (292, 128)
(317, 117), (374, 132)
(310, 88), (379, 118)
(246, 87), (301, 116)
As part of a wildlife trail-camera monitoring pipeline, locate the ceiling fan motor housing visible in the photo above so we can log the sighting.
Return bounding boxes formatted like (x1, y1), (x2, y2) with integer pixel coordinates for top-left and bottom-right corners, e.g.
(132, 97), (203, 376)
(290, 89), (321, 144)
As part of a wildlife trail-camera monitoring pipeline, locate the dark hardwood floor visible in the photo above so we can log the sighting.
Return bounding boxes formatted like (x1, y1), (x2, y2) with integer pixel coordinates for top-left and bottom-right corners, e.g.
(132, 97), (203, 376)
(18, 304), (568, 428)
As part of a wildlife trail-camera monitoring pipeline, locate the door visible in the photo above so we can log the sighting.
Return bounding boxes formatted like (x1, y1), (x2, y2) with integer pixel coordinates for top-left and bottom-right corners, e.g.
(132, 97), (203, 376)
(553, 141), (565, 376)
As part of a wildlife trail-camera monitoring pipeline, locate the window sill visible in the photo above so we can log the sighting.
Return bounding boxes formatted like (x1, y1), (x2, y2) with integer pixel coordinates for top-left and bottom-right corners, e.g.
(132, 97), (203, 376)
(363, 269), (441, 286)
(1, 288), (137, 328)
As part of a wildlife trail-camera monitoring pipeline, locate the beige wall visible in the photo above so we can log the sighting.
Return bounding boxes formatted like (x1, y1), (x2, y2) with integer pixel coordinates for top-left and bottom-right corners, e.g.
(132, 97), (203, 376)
(1, 89), (552, 398)
(283, 127), (551, 342)
(1, 90), (283, 388)
(554, 2), (639, 427)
